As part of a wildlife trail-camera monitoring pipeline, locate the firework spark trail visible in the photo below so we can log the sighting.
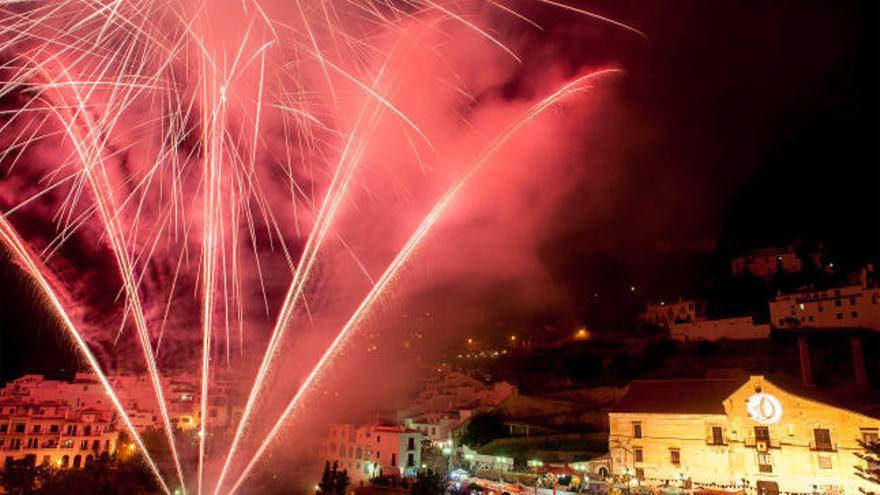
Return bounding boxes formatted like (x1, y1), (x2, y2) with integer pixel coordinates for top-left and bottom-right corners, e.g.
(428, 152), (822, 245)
(34, 66), (189, 492)
(225, 69), (620, 493)
(212, 23), (432, 489)
(213, 84), (393, 495)
(0, 215), (171, 495)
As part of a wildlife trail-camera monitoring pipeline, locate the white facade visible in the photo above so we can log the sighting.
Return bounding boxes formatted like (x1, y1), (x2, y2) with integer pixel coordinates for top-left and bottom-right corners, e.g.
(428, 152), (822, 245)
(671, 316), (770, 341)
(316, 423), (425, 483)
(0, 398), (119, 469)
(642, 299), (707, 328)
(732, 248), (803, 278)
(769, 283), (880, 330)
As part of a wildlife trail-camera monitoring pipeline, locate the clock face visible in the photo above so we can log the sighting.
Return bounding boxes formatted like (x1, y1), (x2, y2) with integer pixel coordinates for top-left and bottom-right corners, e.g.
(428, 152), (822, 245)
(747, 393), (783, 425)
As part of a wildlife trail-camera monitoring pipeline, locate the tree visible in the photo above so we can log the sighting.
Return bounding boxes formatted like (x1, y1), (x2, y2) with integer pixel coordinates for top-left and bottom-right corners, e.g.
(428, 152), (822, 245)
(317, 461), (349, 495)
(0, 457), (40, 495)
(855, 438), (880, 495)
(411, 470), (443, 495)
(38, 451), (160, 495)
(460, 412), (507, 448)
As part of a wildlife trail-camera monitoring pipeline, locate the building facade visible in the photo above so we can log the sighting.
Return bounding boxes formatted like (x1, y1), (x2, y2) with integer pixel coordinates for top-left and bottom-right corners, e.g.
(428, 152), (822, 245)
(732, 248), (804, 279)
(769, 282), (880, 331)
(641, 300), (707, 328)
(671, 316), (770, 342)
(316, 423), (425, 483)
(0, 398), (119, 468)
(609, 376), (880, 495)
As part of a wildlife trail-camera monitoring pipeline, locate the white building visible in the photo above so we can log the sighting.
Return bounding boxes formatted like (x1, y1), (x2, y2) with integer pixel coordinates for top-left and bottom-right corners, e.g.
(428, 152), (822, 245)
(671, 316), (770, 342)
(316, 423), (425, 483)
(641, 299), (707, 328)
(0, 397), (119, 469)
(732, 247), (804, 278)
(769, 281), (880, 330)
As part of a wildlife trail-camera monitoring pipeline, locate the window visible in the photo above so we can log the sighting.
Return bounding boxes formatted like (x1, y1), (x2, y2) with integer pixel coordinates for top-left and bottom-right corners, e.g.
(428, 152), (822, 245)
(757, 452), (773, 473)
(813, 429), (833, 451)
(407, 437), (415, 450)
(818, 306), (824, 313)
(0, 425), (7, 433)
(91, 440), (99, 451)
(862, 430), (879, 444)
(670, 449), (680, 465)
(850, 297), (857, 305)
(633, 422), (642, 439)
(83, 425), (91, 436)
(14, 424), (25, 433)
(62, 440), (73, 449)
(407, 453), (415, 467)
(755, 426), (770, 442)
(711, 426), (724, 445)
(808, 316), (814, 322)
(80, 440), (88, 450)
(634, 448), (643, 462)
(49, 424), (58, 433)
(635, 468), (645, 480)
(32, 425), (41, 433)
(852, 311), (859, 318)
(835, 299), (842, 307)
(836, 313), (843, 320)
(391, 453), (396, 467)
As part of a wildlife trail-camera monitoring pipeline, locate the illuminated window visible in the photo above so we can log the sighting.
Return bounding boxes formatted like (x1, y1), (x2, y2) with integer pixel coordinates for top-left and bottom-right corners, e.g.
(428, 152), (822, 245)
(757, 452), (772, 473)
(862, 429), (879, 444)
(633, 422), (642, 439)
(669, 448), (680, 465)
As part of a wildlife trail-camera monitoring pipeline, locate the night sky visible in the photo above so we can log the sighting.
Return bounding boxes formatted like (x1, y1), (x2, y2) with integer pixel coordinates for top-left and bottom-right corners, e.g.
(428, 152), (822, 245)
(1, 0), (877, 381)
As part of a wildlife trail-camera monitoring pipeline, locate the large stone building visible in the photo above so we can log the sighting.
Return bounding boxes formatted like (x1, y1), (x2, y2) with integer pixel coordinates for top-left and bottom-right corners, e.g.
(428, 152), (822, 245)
(316, 423), (425, 483)
(609, 376), (880, 495)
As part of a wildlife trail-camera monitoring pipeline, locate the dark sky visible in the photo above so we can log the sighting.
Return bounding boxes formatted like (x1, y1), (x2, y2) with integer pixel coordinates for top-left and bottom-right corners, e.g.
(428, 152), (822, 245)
(1, 0), (878, 380)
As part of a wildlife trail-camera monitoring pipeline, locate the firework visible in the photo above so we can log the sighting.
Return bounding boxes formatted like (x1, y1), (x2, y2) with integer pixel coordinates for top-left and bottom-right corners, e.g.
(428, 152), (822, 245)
(0, 1), (641, 492)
